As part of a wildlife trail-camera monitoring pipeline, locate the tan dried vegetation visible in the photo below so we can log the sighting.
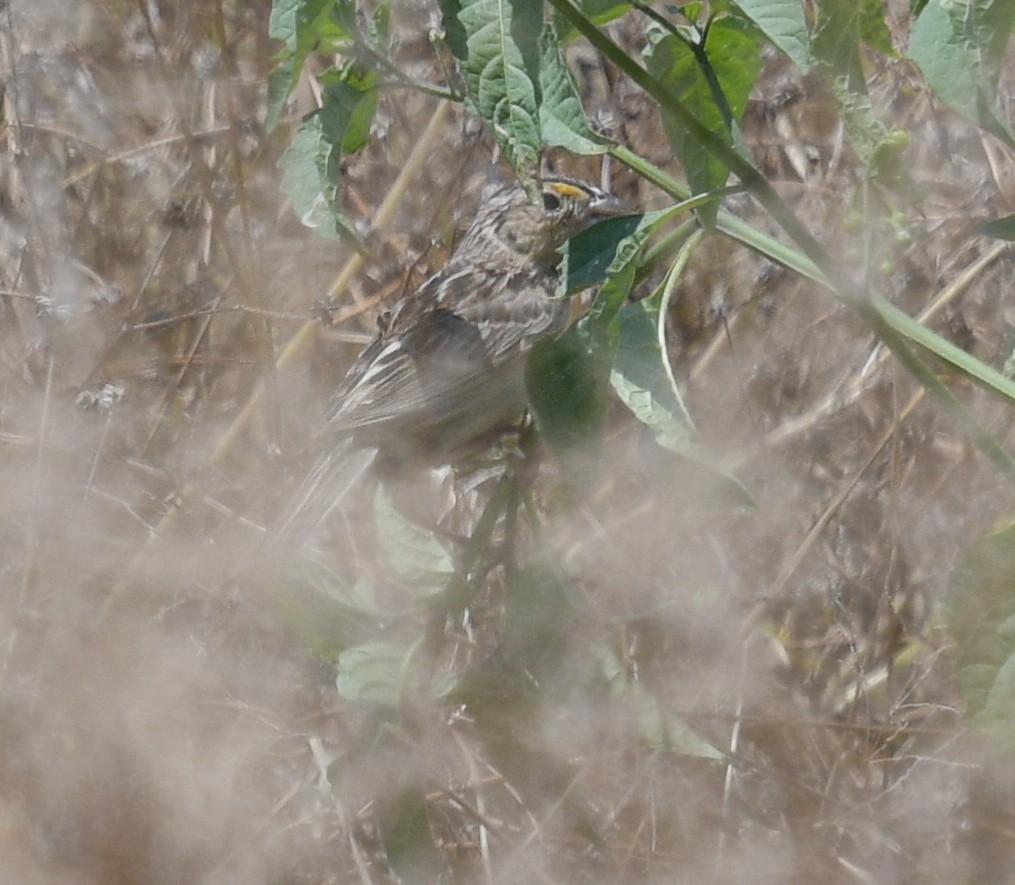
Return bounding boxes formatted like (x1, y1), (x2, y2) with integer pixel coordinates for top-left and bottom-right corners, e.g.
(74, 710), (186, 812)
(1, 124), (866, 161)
(1, 1), (1014, 882)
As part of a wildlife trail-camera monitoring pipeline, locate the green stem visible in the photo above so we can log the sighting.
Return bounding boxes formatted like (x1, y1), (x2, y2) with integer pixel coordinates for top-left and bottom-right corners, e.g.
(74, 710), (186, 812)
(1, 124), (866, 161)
(657, 229), (703, 428)
(551, 0), (1015, 479)
(609, 143), (826, 284)
(639, 217), (697, 279)
(693, 17), (736, 135)
(550, 0), (830, 283)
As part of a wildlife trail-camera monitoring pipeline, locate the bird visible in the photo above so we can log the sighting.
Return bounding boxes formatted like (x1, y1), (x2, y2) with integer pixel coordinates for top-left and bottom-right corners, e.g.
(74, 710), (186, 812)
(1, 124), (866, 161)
(270, 176), (624, 544)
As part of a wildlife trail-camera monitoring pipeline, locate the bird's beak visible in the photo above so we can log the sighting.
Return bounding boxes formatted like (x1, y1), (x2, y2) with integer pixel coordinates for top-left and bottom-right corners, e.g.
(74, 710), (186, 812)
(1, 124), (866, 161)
(586, 187), (626, 218)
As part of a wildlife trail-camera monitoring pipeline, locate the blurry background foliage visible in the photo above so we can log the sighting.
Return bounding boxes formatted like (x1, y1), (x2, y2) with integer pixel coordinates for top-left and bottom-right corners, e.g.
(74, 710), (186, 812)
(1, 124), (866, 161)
(2, 0), (1015, 881)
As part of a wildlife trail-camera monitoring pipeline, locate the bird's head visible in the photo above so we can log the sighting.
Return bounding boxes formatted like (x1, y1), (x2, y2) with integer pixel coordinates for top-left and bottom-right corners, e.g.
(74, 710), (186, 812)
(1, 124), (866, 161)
(457, 177), (625, 270)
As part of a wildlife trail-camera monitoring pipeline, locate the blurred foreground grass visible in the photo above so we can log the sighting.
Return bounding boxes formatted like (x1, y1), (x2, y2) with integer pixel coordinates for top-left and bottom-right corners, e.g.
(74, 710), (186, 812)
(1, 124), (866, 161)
(2, 2), (1015, 882)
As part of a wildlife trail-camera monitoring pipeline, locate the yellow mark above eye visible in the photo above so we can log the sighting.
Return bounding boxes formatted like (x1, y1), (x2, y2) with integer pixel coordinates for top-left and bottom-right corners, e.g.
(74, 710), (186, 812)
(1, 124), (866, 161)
(546, 182), (587, 200)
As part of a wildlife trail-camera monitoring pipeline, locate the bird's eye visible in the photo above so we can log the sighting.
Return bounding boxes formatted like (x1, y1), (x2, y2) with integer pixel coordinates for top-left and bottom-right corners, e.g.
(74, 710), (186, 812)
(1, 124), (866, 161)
(542, 191), (562, 211)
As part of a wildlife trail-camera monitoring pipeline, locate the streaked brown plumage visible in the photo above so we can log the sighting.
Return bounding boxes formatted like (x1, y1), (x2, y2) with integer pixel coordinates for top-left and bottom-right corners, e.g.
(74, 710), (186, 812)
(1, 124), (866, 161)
(273, 177), (623, 540)
(318, 177), (623, 463)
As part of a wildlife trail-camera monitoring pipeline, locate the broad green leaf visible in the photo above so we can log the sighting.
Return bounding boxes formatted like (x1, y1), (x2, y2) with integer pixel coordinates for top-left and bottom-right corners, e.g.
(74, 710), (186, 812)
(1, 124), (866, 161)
(440, 0), (544, 183)
(266, 55), (297, 131)
(533, 208), (678, 466)
(562, 206), (688, 296)
(374, 486), (453, 592)
(318, 64), (379, 154)
(812, 0), (867, 93)
(969, 0), (1015, 86)
(525, 254), (637, 471)
(537, 204), (668, 449)
(612, 298), (694, 455)
(584, 218), (660, 323)
(278, 114), (354, 239)
(540, 22), (608, 154)
(269, 0), (358, 58)
(560, 213), (648, 294)
(366, 1), (391, 46)
(336, 640), (414, 709)
(268, 0), (303, 42)
(277, 561), (383, 657)
(908, 0), (1015, 147)
(277, 61), (377, 238)
(269, 0), (339, 47)
(526, 314), (617, 460)
(643, 18), (762, 225)
(267, 0), (358, 128)
(731, 0), (814, 70)
(611, 296), (750, 501)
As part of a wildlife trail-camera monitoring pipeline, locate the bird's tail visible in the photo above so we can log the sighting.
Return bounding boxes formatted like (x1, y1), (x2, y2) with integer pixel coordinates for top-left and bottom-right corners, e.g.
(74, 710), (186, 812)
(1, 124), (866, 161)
(249, 440), (376, 570)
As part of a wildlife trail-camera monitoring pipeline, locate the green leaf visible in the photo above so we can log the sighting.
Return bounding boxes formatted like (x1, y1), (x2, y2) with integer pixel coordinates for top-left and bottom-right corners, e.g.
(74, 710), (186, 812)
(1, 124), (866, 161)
(612, 298), (694, 455)
(561, 213), (645, 294)
(812, 0), (867, 93)
(981, 214), (1015, 240)
(374, 486), (454, 592)
(730, 0), (814, 70)
(278, 113), (354, 239)
(969, 0), (1015, 86)
(611, 289), (751, 502)
(541, 205), (663, 443)
(276, 561), (384, 657)
(336, 640), (414, 709)
(803, 0), (917, 182)
(269, 0), (339, 47)
(907, 0), (1015, 147)
(539, 21), (608, 154)
(267, 0), (358, 128)
(277, 60), (377, 238)
(532, 208), (679, 467)
(266, 55), (296, 131)
(562, 206), (680, 295)
(526, 315), (617, 461)
(643, 17), (762, 224)
(525, 257), (637, 472)
(318, 63), (379, 154)
(440, 0), (544, 183)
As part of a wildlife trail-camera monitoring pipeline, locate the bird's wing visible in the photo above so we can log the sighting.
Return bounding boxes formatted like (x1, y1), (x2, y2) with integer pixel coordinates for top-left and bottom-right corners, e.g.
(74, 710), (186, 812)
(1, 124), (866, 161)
(322, 306), (495, 433)
(318, 267), (565, 439)
(425, 265), (569, 361)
